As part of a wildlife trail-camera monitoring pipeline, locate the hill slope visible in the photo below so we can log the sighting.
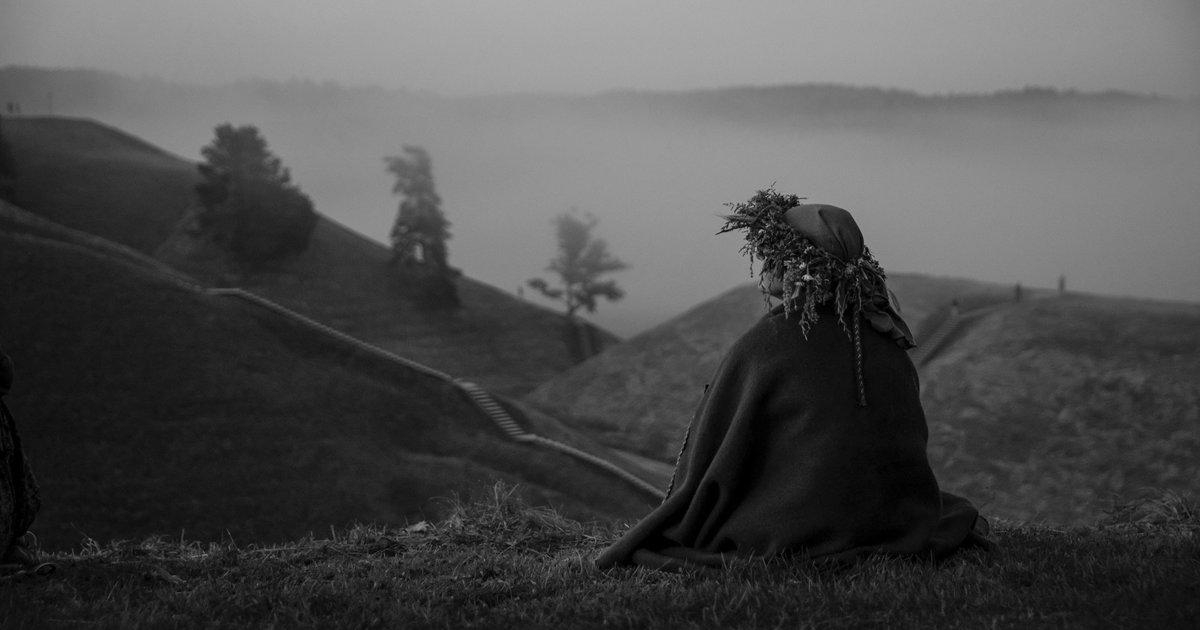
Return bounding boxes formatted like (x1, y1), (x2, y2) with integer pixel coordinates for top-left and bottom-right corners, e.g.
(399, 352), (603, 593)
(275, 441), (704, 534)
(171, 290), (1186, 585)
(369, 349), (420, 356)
(525, 281), (1199, 525)
(159, 216), (615, 397)
(2, 115), (197, 253)
(4, 116), (613, 396)
(0, 202), (655, 551)
(524, 275), (1015, 460)
(921, 293), (1200, 525)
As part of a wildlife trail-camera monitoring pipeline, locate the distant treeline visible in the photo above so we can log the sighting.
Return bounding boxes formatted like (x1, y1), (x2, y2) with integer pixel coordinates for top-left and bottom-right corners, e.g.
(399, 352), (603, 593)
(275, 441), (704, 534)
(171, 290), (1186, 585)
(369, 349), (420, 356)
(1, 66), (1194, 131)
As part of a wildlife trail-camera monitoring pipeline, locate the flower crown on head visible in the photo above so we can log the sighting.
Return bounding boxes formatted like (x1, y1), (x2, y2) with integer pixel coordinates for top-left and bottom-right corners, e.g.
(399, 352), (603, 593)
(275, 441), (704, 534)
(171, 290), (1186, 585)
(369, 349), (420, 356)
(718, 188), (889, 338)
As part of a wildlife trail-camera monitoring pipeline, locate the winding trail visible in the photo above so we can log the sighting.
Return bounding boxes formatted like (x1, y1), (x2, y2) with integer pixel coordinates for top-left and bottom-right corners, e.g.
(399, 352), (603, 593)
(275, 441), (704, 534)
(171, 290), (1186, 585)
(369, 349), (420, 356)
(1, 202), (667, 501)
(910, 292), (1054, 367)
(208, 288), (668, 501)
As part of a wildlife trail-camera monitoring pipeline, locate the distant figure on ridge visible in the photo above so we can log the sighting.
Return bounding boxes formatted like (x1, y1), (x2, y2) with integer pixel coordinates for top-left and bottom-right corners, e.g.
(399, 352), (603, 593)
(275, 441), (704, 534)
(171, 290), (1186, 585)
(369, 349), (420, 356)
(0, 340), (42, 573)
(596, 190), (994, 571)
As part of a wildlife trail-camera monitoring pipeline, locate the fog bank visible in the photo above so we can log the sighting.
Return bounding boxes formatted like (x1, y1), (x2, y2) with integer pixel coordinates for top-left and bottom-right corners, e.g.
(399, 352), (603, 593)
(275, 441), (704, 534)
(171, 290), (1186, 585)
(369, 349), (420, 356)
(3, 71), (1196, 336)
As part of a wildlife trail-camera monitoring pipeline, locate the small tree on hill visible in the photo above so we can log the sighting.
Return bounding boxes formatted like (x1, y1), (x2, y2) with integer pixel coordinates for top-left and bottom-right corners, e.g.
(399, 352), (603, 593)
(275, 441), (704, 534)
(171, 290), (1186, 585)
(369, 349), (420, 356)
(194, 124), (317, 268)
(384, 146), (457, 306)
(385, 146), (451, 270)
(527, 211), (627, 358)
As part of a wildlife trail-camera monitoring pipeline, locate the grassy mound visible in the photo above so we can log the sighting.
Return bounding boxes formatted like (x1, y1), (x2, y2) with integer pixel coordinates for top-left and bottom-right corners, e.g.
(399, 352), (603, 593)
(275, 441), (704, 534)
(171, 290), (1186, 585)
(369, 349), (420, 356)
(3, 485), (1196, 629)
(524, 275), (1019, 461)
(527, 279), (1200, 527)
(3, 116), (197, 253)
(922, 293), (1200, 525)
(0, 208), (655, 551)
(4, 116), (616, 396)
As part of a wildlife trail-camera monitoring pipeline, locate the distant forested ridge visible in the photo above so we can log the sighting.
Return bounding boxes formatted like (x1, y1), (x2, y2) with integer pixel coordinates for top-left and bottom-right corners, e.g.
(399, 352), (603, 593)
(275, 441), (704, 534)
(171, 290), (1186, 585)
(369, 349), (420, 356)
(0, 66), (1191, 130)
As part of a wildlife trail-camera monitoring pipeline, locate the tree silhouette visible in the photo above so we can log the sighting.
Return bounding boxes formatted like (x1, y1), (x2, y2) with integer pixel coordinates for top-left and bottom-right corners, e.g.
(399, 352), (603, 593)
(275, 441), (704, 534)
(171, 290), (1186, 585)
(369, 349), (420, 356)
(384, 146), (458, 306)
(384, 146), (451, 272)
(527, 211), (628, 319)
(194, 124), (317, 267)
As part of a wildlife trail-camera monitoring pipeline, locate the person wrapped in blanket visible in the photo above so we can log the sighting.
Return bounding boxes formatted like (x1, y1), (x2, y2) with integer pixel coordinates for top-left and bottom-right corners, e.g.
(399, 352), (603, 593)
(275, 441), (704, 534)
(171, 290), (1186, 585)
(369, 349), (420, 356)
(596, 190), (994, 571)
(1, 339), (41, 571)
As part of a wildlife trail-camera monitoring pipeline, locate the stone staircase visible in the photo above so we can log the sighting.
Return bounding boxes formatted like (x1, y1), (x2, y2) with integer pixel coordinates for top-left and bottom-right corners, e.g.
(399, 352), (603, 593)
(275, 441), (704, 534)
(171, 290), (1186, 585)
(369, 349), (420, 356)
(3, 204), (666, 502)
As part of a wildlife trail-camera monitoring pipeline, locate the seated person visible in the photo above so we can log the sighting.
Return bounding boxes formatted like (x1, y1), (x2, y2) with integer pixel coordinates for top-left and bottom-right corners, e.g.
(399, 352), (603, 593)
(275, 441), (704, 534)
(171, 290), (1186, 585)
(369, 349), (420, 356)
(596, 191), (993, 571)
(1, 340), (41, 571)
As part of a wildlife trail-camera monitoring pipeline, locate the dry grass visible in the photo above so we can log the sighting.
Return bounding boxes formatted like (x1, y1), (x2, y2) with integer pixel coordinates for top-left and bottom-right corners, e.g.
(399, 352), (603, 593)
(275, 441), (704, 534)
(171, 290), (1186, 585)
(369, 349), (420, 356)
(3, 484), (1196, 629)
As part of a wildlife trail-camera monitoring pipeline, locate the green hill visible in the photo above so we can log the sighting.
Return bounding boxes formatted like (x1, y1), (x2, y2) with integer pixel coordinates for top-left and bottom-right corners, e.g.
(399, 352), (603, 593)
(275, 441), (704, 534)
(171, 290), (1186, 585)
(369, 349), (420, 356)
(2, 115), (197, 253)
(920, 293), (1200, 526)
(0, 201), (655, 551)
(524, 275), (1016, 460)
(3, 116), (613, 397)
(525, 282), (1199, 526)
(158, 217), (616, 398)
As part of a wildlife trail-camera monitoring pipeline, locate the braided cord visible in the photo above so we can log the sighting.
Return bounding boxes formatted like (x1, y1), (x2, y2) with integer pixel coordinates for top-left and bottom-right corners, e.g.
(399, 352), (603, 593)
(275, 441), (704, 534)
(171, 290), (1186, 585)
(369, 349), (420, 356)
(853, 315), (867, 407)
(663, 420), (694, 501)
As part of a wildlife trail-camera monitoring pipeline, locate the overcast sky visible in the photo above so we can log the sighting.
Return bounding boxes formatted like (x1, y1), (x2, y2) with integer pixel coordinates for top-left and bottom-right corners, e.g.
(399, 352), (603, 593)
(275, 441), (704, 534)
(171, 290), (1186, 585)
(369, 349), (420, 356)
(2, 0), (1198, 97)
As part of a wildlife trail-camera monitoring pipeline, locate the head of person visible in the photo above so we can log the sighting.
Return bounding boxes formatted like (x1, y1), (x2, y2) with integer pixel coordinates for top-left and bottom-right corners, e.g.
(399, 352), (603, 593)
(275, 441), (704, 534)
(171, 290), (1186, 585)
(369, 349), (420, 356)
(758, 203), (866, 299)
(721, 190), (916, 408)
(720, 190), (889, 336)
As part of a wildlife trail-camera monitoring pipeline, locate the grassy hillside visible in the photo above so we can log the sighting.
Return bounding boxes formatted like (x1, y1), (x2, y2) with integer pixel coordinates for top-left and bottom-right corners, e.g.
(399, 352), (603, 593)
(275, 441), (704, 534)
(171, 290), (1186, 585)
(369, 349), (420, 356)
(921, 293), (1200, 525)
(524, 275), (1015, 461)
(2, 487), (1196, 629)
(3, 115), (197, 253)
(0, 203), (655, 551)
(161, 217), (617, 397)
(526, 282), (1199, 526)
(3, 115), (614, 396)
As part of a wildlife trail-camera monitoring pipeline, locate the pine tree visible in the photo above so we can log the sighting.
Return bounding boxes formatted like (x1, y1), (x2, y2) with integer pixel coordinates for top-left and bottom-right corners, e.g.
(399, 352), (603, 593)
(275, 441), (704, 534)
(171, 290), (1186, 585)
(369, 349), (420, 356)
(384, 146), (458, 307)
(384, 146), (451, 272)
(194, 124), (317, 267)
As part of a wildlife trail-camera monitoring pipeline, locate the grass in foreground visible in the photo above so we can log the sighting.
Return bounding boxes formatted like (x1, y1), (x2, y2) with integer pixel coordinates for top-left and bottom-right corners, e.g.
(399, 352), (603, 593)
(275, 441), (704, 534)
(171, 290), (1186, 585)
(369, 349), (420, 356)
(2, 486), (1197, 629)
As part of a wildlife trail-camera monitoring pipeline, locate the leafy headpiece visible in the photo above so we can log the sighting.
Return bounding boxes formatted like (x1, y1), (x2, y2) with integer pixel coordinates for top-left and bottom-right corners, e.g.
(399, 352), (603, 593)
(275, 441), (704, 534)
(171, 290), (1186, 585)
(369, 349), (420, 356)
(719, 189), (915, 406)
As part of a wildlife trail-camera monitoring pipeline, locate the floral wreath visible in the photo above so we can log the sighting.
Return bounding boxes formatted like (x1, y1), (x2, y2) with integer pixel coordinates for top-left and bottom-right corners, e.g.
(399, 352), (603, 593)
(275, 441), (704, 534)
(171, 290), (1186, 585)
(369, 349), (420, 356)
(718, 188), (890, 340)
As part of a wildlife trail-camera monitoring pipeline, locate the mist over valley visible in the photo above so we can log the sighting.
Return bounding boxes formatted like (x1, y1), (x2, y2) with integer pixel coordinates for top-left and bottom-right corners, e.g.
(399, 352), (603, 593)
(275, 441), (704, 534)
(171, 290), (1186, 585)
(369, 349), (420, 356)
(2, 66), (1198, 537)
(3, 2), (1199, 622)
(3, 68), (1196, 335)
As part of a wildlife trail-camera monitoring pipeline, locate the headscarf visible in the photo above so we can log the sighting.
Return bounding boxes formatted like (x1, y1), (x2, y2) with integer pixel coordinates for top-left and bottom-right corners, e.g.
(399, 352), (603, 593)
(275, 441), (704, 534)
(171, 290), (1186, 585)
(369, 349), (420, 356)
(719, 190), (915, 405)
(784, 203), (914, 346)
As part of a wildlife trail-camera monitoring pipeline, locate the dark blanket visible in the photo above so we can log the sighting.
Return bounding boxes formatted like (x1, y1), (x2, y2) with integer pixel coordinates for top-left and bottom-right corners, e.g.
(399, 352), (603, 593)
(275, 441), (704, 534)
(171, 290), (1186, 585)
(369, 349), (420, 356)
(596, 304), (988, 570)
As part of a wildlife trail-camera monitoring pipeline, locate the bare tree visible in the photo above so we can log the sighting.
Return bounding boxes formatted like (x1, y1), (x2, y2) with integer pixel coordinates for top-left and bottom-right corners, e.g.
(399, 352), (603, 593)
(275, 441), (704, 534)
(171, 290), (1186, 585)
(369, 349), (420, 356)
(528, 211), (627, 359)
